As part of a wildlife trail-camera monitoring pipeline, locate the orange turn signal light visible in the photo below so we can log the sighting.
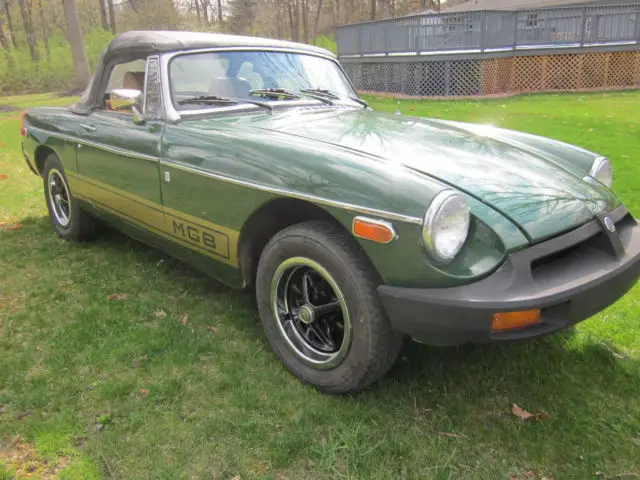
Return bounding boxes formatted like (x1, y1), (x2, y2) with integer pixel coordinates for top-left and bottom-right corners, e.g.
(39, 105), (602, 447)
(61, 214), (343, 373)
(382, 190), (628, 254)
(491, 309), (541, 331)
(352, 217), (396, 244)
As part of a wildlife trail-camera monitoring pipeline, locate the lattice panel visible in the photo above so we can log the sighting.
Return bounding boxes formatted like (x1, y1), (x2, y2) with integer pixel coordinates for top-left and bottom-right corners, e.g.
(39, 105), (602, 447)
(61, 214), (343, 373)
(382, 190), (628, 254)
(481, 58), (513, 95)
(344, 60), (484, 97)
(343, 50), (640, 98)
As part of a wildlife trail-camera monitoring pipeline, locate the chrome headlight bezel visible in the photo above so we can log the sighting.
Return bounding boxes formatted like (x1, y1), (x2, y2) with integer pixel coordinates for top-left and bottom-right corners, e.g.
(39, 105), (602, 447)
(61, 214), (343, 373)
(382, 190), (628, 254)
(588, 156), (613, 188)
(422, 190), (471, 264)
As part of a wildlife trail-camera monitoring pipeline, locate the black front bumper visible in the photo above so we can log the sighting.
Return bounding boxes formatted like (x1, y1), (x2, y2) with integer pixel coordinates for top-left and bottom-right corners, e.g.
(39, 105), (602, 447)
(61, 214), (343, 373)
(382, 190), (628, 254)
(379, 206), (640, 346)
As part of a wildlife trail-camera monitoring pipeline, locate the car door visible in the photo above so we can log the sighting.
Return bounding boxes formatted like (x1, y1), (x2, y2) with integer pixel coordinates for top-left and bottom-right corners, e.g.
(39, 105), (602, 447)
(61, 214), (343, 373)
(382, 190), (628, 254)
(69, 55), (166, 237)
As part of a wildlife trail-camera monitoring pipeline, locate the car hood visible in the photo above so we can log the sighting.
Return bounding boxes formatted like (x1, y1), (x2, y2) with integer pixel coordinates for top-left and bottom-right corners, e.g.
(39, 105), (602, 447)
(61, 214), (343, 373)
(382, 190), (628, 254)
(250, 108), (618, 243)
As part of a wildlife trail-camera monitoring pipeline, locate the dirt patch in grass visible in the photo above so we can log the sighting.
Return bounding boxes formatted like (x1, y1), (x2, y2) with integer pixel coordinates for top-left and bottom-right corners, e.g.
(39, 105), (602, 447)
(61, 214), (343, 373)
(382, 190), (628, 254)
(0, 436), (68, 479)
(0, 105), (18, 113)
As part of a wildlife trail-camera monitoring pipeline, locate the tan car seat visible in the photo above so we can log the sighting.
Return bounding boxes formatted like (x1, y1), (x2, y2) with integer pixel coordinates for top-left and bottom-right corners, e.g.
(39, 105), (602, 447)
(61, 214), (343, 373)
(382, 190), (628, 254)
(209, 77), (252, 99)
(123, 71), (145, 91)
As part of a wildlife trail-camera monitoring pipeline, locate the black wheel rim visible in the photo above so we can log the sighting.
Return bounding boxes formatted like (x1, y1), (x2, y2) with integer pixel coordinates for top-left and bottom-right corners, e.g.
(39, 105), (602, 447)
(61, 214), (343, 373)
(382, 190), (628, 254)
(47, 168), (71, 227)
(270, 257), (352, 369)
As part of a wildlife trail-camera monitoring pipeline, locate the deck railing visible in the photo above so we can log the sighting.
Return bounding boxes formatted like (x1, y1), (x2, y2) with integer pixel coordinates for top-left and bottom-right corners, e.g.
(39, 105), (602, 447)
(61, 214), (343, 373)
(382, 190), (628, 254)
(336, 3), (640, 56)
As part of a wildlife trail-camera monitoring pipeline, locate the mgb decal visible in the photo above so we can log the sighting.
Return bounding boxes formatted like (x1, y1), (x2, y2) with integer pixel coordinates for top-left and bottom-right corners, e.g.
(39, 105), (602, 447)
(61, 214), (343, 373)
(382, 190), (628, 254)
(169, 217), (230, 259)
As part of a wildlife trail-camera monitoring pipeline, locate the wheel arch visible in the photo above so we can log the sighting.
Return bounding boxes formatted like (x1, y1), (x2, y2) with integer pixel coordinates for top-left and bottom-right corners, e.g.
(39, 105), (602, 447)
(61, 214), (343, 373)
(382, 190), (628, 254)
(238, 197), (359, 287)
(33, 144), (57, 174)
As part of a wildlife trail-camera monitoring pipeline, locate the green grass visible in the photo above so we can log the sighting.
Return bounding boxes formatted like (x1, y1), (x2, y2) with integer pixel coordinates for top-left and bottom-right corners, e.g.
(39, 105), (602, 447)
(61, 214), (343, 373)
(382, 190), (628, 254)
(1, 91), (639, 479)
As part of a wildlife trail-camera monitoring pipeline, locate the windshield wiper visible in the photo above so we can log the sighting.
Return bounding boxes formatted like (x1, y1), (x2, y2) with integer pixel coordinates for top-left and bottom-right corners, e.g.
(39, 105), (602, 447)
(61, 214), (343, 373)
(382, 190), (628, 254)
(177, 95), (273, 113)
(249, 89), (301, 100)
(251, 88), (338, 106)
(178, 95), (238, 106)
(300, 88), (340, 100)
(301, 89), (370, 109)
(345, 95), (370, 109)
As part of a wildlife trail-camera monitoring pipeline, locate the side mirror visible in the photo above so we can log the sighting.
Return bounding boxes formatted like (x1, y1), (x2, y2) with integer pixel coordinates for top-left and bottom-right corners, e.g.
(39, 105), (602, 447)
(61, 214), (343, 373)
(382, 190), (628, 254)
(108, 89), (146, 125)
(109, 88), (142, 111)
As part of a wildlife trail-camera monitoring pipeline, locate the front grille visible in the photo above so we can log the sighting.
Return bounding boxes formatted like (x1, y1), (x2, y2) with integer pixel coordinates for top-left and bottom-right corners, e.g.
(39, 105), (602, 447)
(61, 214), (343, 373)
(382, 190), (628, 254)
(531, 231), (609, 274)
(530, 213), (634, 284)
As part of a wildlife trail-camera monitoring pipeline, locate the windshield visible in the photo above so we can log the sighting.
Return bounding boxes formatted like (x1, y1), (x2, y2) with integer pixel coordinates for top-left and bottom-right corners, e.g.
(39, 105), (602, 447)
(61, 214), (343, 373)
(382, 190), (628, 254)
(169, 50), (356, 111)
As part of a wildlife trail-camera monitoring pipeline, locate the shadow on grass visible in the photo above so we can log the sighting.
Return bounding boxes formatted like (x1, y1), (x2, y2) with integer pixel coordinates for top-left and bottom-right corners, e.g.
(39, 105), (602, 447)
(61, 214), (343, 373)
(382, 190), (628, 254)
(5, 215), (639, 416)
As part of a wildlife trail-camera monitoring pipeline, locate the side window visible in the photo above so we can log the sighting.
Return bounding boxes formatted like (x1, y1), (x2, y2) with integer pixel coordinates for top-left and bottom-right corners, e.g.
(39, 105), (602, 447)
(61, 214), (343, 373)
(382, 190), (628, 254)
(144, 57), (163, 120)
(103, 59), (146, 113)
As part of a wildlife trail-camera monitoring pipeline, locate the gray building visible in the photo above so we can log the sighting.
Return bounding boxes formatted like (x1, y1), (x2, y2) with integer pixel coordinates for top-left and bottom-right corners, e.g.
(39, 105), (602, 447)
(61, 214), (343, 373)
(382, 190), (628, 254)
(444, 0), (631, 12)
(336, 2), (640, 97)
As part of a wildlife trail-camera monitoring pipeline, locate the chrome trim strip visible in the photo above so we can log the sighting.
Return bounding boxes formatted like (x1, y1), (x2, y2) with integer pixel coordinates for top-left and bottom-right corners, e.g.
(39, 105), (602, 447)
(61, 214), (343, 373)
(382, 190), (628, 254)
(161, 160), (423, 225)
(352, 216), (399, 243)
(28, 126), (159, 163)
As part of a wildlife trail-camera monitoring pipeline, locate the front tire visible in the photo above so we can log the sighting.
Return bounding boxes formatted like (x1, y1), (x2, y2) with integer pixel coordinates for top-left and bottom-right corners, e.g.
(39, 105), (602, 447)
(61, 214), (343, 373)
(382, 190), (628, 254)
(256, 221), (403, 394)
(42, 153), (98, 242)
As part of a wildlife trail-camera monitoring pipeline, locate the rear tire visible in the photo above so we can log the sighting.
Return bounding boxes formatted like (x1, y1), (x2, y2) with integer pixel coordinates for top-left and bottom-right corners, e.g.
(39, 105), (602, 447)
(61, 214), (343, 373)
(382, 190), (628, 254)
(256, 221), (402, 394)
(42, 153), (99, 242)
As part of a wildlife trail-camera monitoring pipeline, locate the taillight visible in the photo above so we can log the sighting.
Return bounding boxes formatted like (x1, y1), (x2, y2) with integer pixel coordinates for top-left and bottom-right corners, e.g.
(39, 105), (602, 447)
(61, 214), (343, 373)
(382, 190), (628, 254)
(20, 111), (28, 137)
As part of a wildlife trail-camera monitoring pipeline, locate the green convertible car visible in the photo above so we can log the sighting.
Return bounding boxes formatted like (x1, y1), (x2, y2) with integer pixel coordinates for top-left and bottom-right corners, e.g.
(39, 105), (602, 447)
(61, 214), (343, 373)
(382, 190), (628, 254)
(22, 31), (640, 393)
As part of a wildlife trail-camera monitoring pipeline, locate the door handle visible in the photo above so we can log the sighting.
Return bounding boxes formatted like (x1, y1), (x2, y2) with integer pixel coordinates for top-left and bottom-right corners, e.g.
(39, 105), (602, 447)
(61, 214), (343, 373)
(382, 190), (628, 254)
(80, 123), (96, 132)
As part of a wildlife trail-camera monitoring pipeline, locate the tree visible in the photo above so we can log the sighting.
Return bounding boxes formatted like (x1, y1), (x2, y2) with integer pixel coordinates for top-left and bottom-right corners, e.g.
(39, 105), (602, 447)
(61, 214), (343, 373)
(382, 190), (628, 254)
(370, 0), (376, 20)
(37, 0), (49, 60)
(17, 0), (39, 61)
(4, 0), (17, 48)
(62, 0), (90, 89)
(0, 16), (15, 67)
(107, 0), (116, 33)
(98, 0), (109, 30)
(216, 0), (222, 24)
(310, 0), (323, 43)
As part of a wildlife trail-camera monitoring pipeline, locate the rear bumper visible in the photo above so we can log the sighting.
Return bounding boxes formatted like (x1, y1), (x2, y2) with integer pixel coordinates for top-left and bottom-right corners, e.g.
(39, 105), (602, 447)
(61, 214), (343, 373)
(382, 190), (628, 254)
(379, 206), (640, 346)
(22, 141), (38, 175)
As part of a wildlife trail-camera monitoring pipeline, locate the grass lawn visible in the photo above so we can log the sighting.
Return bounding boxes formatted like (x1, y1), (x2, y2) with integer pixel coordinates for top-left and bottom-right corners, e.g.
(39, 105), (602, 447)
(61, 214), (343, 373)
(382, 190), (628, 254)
(1, 91), (639, 479)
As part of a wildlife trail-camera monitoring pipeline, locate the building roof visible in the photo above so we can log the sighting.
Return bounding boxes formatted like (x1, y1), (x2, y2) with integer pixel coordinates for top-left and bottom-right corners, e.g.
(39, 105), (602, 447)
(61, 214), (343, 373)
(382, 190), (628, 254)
(444, 0), (628, 11)
(106, 31), (335, 59)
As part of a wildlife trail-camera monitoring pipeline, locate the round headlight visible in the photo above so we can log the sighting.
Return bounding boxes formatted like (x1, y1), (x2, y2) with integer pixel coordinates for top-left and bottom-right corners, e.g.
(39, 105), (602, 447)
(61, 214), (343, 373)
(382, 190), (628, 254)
(589, 156), (613, 188)
(422, 190), (470, 263)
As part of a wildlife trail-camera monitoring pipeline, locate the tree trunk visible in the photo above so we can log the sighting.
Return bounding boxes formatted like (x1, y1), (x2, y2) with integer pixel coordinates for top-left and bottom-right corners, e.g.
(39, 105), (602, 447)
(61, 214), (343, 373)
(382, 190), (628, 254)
(194, 0), (201, 25)
(98, 0), (108, 30)
(201, 0), (209, 25)
(38, 0), (49, 60)
(4, 1), (18, 48)
(107, 0), (116, 34)
(287, 1), (298, 41)
(62, 0), (90, 89)
(370, 0), (376, 20)
(0, 18), (15, 68)
(310, 0), (323, 44)
(216, 0), (222, 24)
(301, 0), (308, 43)
(17, 0), (39, 61)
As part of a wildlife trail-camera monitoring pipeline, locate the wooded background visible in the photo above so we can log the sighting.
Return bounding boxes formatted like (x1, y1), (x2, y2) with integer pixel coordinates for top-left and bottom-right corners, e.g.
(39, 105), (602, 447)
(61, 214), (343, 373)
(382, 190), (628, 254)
(0, 0), (462, 94)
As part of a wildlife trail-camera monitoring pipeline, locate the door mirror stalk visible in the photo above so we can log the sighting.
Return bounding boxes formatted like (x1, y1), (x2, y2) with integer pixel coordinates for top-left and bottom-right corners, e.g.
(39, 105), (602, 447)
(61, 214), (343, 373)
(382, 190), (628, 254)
(132, 106), (146, 125)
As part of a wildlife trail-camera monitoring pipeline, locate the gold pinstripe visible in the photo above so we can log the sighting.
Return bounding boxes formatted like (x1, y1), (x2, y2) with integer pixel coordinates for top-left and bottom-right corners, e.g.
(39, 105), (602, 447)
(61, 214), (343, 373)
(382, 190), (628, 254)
(66, 171), (239, 267)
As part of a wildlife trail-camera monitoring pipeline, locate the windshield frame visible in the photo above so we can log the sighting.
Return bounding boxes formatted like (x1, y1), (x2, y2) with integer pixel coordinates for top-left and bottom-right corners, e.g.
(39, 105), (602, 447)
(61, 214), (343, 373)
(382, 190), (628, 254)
(161, 47), (359, 120)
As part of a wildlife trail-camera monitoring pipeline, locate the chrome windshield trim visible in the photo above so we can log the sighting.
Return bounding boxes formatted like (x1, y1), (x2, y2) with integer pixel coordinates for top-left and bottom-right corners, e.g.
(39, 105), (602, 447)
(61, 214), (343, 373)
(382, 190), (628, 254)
(28, 126), (159, 163)
(160, 159), (423, 225)
(160, 48), (356, 122)
(175, 99), (329, 117)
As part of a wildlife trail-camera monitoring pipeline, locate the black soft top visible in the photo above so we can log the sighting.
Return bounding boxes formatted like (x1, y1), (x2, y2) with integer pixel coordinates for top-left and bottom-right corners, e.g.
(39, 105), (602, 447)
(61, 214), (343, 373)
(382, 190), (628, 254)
(106, 30), (335, 58)
(70, 30), (335, 114)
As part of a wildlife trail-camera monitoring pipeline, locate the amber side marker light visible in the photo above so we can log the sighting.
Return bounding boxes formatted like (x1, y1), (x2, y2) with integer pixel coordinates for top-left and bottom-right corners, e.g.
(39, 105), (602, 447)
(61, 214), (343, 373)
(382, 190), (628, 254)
(352, 217), (396, 244)
(492, 309), (541, 332)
